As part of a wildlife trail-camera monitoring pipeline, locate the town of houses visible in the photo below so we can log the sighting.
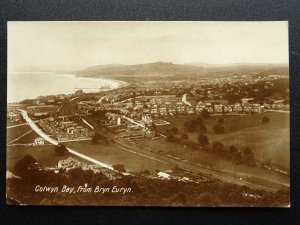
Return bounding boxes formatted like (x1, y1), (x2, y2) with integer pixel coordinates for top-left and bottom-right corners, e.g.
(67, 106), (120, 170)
(7, 74), (289, 144)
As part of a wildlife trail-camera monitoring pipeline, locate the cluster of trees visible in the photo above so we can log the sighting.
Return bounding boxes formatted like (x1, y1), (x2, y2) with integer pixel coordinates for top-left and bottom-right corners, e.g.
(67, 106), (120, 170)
(198, 134), (209, 146)
(183, 116), (225, 135)
(112, 164), (126, 172)
(197, 137), (255, 166)
(7, 155), (289, 206)
(92, 132), (108, 144)
(54, 144), (69, 155)
(165, 126), (182, 142)
(217, 78), (289, 103)
(165, 128), (189, 142)
(90, 110), (120, 120)
(212, 117), (225, 134)
(164, 116), (256, 166)
(183, 117), (207, 133)
(14, 154), (37, 177)
(196, 132), (255, 165)
(212, 141), (255, 166)
(181, 133), (189, 140)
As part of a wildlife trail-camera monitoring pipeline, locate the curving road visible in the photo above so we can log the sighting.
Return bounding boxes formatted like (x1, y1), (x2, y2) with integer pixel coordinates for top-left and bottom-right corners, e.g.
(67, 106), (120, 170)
(19, 109), (289, 191)
(19, 110), (117, 172)
(182, 94), (192, 106)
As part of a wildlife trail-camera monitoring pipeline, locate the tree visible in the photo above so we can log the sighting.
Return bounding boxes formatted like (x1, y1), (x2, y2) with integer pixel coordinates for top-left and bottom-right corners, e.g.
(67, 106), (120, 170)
(151, 123), (157, 131)
(166, 134), (176, 142)
(261, 116), (270, 124)
(212, 141), (225, 156)
(97, 134), (108, 144)
(183, 120), (198, 132)
(229, 145), (238, 153)
(198, 123), (207, 133)
(213, 123), (225, 134)
(92, 133), (99, 144)
(55, 144), (68, 155)
(201, 108), (210, 119)
(217, 117), (224, 124)
(244, 147), (252, 156)
(184, 119), (207, 133)
(181, 133), (189, 140)
(112, 164), (126, 172)
(92, 132), (108, 144)
(243, 147), (255, 166)
(232, 151), (242, 164)
(23, 154), (36, 165)
(198, 134), (209, 146)
(14, 154), (37, 177)
(196, 117), (203, 124)
(170, 127), (179, 135)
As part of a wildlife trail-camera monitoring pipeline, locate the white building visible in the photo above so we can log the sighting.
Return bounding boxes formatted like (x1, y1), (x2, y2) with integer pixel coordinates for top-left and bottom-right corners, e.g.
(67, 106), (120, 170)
(34, 137), (45, 146)
(157, 171), (171, 180)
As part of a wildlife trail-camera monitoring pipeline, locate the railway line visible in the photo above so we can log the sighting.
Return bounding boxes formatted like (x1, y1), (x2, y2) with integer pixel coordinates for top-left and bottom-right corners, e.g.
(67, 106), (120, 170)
(19, 109), (288, 192)
(111, 138), (287, 192)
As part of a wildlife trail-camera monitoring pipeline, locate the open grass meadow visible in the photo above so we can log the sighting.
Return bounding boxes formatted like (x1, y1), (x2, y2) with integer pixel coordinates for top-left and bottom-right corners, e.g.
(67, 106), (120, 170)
(6, 124), (170, 174)
(137, 137), (289, 187)
(6, 144), (70, 172)
(6, 112), (289, 188)
(65, 141), (170, 173)
(157, 112), (289, 168)
(7, 125), (32, 143)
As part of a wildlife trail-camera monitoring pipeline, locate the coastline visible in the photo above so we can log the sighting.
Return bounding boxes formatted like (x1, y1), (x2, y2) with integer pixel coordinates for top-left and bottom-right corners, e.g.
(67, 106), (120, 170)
(74, 73), (129, 88)
(58, 73), (129, 88)
(8, 72), (128, 103)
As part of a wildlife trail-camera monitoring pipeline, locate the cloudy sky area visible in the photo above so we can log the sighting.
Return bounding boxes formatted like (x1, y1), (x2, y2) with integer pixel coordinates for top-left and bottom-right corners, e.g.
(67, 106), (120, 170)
(8, 21), (288, 71)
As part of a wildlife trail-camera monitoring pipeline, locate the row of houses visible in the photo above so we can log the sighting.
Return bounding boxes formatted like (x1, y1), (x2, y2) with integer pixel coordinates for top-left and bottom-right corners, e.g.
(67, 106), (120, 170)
(121, 102), (265, 118)
(7, 111), (22, 123)
(39, 118), (92, 141)
(56, 157), (118, 179)
(126, 98), (290, 118)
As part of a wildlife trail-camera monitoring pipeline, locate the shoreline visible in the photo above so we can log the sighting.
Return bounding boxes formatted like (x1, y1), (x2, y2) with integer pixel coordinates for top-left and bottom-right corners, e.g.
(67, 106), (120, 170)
(74, 73), (129, 88)
(8, 72), (128, 103)
(55, 72), (129, 87)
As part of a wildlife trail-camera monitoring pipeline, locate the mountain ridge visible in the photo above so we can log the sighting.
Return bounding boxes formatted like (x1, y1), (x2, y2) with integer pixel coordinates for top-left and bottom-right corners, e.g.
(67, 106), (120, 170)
(76, 61), (289, 79)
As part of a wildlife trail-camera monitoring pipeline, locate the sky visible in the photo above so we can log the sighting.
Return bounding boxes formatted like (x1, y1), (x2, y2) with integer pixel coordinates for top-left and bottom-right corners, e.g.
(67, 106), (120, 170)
(8, 21), (289, 71)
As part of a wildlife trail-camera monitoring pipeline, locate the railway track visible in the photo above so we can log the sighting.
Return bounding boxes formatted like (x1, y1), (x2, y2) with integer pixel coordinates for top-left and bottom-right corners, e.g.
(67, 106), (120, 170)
(112, 139), (287, 192)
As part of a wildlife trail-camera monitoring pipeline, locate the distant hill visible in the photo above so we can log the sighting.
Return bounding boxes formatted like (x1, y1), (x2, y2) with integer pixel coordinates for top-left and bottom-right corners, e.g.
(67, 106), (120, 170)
(187, 62), (288, 76)
(77, 62), (208, 78)
(81, 64), (124, 73)
(188, 62), (288, 68)
(77, 62), (288, 79)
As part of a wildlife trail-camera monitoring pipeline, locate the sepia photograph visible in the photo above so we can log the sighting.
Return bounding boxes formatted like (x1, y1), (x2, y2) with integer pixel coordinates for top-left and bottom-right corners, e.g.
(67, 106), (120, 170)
(6, 21), (290, 207)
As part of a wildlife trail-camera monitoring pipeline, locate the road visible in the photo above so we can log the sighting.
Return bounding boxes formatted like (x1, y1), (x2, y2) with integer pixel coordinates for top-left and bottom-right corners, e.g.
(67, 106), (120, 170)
(19, 109), (288, 191)
(266, 110), (290, 113)
(19, 110), (120, 173)
(121, 115), (146, 128)
(182, 94), (192, 106)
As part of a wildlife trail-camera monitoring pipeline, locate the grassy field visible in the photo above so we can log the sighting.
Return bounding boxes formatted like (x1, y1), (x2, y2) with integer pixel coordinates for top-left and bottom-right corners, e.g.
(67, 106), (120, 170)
(65, 141), (170, 173)
(6, 111), (289, 187)
(137, 136), (289, 186)
(7, 138), (170, 174)
(6, 145), (70, 171)
(6, 123), (171, 174)
(7, 125), (32, 143)
(157, 112), (289, 168)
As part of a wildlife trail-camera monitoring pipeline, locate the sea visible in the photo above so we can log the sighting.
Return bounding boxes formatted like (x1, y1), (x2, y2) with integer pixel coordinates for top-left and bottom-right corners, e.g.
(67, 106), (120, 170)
(7, 72), (125, 103)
